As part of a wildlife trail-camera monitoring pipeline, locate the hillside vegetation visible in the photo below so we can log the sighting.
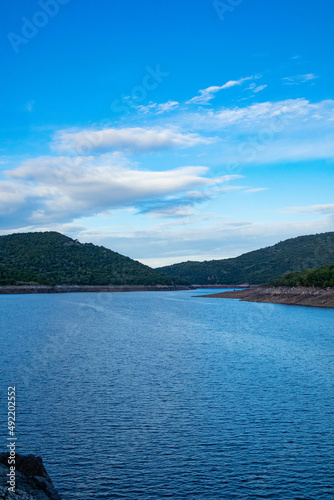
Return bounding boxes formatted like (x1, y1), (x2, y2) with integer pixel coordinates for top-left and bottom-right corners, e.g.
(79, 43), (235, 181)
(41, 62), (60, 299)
(157, 232), (334, 284)
(275, 265), (334, 288)
(0, 232), (177, 286)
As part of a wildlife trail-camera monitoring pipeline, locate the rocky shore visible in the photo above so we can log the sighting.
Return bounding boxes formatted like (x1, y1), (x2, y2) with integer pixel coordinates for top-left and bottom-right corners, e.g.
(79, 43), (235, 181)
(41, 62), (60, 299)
(197, 286), (334, 308)
(0, 284), (192, 295)
(0, 453), (61, 499)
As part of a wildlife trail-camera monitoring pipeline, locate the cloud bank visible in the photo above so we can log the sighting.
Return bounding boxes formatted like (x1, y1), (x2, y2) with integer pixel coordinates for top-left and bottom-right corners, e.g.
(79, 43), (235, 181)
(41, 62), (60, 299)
(1, 153), (239, 227)
(52, 126), (212, 154)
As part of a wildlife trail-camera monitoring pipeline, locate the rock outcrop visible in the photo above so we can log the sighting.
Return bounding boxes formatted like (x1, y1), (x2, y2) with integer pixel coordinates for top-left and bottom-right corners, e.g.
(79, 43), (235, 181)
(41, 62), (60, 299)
(0, 453), (61, 499)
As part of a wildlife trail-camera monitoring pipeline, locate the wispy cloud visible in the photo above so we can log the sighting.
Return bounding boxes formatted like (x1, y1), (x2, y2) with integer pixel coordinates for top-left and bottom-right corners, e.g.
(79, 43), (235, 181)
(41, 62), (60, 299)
(25, 100), (35, 112)
(253, 85), (267, 93)
(244, 187), (268, 193)
(181, 98), (314, 131)
(186, 76), (260, 105)
(136, 100), (179, 114)
(282, 73), (318, 85)
(245, 83), (267, 94)
(175, 98), (334, 166)
(288, 203), (334, 215)
(210, 98), (313, 127)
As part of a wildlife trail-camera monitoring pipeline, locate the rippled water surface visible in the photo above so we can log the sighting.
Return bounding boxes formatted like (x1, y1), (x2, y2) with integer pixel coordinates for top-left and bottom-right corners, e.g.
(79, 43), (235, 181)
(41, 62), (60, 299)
(1, 290), (334, 499)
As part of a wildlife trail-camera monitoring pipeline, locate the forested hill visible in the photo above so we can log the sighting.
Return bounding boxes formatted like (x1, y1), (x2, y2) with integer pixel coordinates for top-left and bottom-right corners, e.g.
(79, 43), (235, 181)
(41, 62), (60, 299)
(0, 232), (177, 286)
(157, 232), (334, 285)
(275, 265), (334, 288)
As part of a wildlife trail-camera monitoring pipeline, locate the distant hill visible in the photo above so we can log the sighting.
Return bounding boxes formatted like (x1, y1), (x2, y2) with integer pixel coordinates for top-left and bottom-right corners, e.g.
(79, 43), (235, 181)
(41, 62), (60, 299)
(157, 232), (334, 284)
(0, 232), (178, 286)
(275, 265), (334, 288)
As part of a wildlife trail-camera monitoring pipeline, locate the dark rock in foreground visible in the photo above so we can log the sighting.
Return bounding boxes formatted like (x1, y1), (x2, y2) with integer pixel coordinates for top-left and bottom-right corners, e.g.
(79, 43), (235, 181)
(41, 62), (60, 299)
(197, 286), (334, 308)
(0, 453), (61, 499)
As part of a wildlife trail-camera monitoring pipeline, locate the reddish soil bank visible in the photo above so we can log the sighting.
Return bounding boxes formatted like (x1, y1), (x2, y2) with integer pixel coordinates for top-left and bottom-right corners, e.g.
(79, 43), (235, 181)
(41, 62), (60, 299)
(197, 286), (334, 308)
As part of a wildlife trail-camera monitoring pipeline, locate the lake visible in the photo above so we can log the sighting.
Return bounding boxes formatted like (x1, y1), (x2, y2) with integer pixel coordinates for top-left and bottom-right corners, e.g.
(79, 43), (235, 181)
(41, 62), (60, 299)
(1, 289), (334, 499)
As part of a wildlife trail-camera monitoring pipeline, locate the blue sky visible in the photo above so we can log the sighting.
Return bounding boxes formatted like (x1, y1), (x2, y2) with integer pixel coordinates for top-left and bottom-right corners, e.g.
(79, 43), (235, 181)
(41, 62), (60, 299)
(1, 0), (334, 266)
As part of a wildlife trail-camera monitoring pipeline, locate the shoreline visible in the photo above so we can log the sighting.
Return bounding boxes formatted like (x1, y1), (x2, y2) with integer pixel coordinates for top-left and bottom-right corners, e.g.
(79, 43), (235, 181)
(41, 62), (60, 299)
(197, 286), (334, 308)
(0, 284), (193, 295)
(0, 284), (250, 295)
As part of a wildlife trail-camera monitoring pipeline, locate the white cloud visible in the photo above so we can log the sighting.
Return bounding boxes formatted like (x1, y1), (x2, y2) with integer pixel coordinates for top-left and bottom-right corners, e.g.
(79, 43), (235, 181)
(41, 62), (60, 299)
(288, 204), (334, 215)
(148, 206), (194, 218)
(0, 182), (27, 215)
(135, 102), (157, 114)
(244, 188), (268, 193)
(220, 136), (334, 167)
(52, 126), (212, 154)
(156, 101), (180, 114)
(3, 200), (333, 266)
(208, 185), (267, 194)
(25, 100), (35, 112)
(55, 214), (334, 267)
(186, 76), (259, 105)
(214, 185), (246, 192)
(245, 83), (267, 94)
(282, 73), (318, 85)
(1, 154), (232, 226)
(213, 98), (312, 126)
(176, 98), (334, 165)
(137, 100), (179, 114)
(179, 98), (316, 132)
(3, 92), (334, 264)
(253, 85), (267, 93)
